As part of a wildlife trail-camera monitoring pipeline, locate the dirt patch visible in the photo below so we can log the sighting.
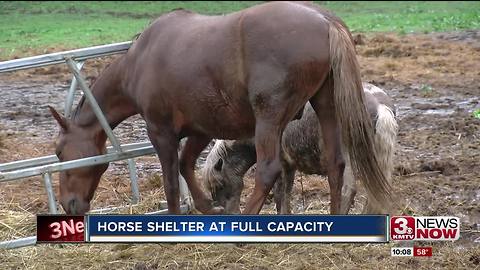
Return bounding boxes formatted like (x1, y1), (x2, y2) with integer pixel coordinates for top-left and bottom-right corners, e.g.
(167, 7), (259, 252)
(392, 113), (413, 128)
(355, 31), (480, 90)
(419, 158), (459, 176)
(1, 30), (480, 268)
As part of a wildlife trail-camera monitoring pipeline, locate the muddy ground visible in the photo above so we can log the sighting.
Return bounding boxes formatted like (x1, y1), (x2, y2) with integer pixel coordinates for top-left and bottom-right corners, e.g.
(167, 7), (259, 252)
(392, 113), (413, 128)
(0, 31), (479, 269)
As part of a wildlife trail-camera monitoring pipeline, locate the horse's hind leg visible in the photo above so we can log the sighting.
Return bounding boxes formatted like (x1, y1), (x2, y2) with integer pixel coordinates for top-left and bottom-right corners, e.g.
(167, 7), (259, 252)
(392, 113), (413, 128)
(243, 96), (306, 214)
(180, 136), (224, 214)
(243, 120), (285, 214)
(309, 77), (345, 214)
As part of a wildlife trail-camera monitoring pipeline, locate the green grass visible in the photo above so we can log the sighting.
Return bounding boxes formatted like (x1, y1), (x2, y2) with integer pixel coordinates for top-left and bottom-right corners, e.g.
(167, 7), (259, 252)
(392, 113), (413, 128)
(322, 1), (480, 33)
(474, 109), (480, 119)
(0, 1), (479, 59)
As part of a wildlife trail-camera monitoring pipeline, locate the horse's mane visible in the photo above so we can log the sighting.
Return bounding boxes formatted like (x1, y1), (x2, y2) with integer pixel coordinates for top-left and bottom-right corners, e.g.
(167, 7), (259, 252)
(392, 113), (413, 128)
(71, 95), (86, 122)
(202, 140), (230, 195)
(71, 53), (121, 122)
(203, 139), (257, 196)
(131, 7), (194, 44)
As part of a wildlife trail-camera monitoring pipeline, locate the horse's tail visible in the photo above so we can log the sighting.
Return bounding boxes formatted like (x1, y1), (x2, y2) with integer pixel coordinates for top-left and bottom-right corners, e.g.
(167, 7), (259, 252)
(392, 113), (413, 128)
(328, 21), (394, 210)
(374, 104), (398, 183)
(361, 103), (399, 213)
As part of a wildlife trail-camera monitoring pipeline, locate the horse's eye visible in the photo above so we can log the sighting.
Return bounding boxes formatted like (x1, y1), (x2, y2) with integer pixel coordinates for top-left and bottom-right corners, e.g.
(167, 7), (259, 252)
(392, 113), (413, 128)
(214, 158), (223, 171)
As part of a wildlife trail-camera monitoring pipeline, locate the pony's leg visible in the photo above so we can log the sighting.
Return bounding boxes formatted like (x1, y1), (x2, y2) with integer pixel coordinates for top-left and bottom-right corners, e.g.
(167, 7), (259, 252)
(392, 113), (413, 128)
(274, 160), (295, 214)
(362, 193), (384, 213)
(280, 166), (295, 214)
(179, 136), (224, 214)
(339, 161), (357, 214)
(362, 198), (374, 213)
(147, 128), (181, 214)
(273, 175), (284, 214)
(310, 79), (345, 214)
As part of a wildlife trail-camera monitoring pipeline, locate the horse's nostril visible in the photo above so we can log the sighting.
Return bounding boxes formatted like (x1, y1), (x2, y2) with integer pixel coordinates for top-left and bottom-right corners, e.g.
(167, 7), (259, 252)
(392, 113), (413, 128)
(68, 199), (77, 215)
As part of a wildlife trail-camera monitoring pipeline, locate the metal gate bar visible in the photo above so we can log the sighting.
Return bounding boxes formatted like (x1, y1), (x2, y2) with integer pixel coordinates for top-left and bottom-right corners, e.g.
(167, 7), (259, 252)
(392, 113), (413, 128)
(0, 142), (152, 172)
(64, 61), (85, 118)
(0, 41), (194, 249)
(0, 204), (190, 249)
(42, 173), (57, 214)
(0, 42), (132, 73)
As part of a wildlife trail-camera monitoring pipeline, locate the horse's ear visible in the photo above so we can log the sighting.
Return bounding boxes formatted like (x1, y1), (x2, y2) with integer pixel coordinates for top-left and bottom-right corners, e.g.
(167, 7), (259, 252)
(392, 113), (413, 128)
(214, 158), (223, 171)
(48, 106), (68, 131)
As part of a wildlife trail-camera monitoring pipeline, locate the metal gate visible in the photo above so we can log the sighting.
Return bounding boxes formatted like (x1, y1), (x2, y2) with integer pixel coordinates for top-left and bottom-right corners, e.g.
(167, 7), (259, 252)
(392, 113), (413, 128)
(0, 42), (192, 249)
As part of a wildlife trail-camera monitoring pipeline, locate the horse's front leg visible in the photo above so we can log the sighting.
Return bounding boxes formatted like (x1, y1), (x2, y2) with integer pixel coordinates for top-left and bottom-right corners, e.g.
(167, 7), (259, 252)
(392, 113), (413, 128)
(147, 127), (181, 214)
(180, 136), (224, 214)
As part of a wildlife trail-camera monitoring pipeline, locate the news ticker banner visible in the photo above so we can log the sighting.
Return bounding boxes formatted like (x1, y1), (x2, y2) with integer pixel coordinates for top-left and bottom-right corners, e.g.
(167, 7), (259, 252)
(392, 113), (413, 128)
(36, 215), (461, 244)
(37, 215), (388, 243)
(87, 215), (387, 243)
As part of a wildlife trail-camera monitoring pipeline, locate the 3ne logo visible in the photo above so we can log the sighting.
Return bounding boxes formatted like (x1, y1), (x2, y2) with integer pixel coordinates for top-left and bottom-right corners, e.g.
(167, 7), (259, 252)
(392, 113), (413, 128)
(390, 216), (460, 241)
(37, 215), (85, 243)
(49, 218), (84, 239)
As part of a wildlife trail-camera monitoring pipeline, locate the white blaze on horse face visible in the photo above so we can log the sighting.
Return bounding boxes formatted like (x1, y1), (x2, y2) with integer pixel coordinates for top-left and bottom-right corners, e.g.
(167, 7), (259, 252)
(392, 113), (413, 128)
(363, 82), (387, 95)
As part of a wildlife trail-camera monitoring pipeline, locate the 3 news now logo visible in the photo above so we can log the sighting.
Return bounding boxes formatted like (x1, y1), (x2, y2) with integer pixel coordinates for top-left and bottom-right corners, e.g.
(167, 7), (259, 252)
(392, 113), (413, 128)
(390, 216), (460, 241)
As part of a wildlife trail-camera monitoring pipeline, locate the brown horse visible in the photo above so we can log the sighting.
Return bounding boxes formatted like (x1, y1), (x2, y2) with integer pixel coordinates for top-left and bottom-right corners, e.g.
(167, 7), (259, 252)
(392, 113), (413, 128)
(49, 1), (392, 215)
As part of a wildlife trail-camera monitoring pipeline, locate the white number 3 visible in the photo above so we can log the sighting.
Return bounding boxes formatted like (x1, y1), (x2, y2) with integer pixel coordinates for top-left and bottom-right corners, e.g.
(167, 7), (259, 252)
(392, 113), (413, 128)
(394, 218), (409, 234)
(49, 222), (62, 239)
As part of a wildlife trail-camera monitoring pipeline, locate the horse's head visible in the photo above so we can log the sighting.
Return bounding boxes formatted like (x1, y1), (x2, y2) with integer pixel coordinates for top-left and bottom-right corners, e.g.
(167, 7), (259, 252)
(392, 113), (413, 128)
(49, 106), (108, 215)
(203, 157), (243, 214)
(204, 158), (243, 214)
(203, 140), (257, 214)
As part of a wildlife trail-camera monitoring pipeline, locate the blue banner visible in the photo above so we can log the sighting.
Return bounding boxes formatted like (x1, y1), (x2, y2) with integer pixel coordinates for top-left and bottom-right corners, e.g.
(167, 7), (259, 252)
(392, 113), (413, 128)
(87, 215), (388, 243)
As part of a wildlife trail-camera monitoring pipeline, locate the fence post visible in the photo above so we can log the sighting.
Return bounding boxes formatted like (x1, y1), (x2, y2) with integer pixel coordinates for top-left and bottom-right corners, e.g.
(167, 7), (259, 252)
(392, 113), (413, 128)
(42, 172), (58, 214)
(64, 61), (84, 118)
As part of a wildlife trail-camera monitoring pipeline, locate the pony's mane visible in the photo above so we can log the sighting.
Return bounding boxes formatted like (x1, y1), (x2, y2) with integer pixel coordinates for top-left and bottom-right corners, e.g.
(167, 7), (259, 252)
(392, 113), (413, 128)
(202, 139), (231, 195)
(203, 139), (257, 196)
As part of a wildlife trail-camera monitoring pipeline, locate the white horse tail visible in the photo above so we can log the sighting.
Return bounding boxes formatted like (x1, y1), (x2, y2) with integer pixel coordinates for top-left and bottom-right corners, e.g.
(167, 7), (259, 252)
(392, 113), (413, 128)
(374, 104), (398, 185)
